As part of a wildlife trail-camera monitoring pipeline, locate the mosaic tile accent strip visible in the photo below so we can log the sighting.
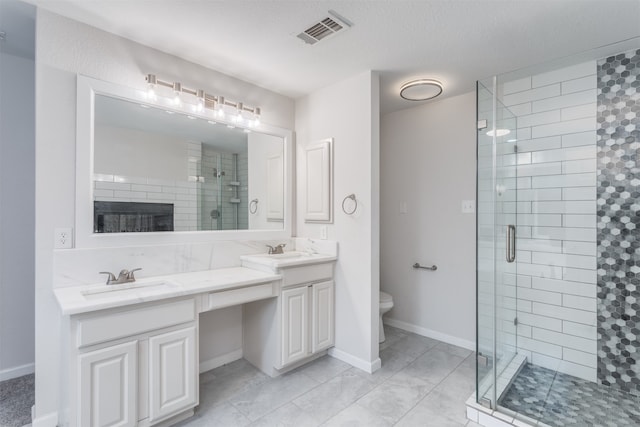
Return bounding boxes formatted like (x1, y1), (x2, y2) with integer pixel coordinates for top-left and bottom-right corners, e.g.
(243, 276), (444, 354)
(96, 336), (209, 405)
(596, 48), (640, 395)
(499, 363), (640, 426)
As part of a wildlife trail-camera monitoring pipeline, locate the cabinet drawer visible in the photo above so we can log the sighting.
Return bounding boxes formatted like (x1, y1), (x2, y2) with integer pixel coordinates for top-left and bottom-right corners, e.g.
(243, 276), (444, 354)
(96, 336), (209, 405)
(204, 282), (277, 312)
(76, 299), (196, 348)
(281, 263), (333, 287)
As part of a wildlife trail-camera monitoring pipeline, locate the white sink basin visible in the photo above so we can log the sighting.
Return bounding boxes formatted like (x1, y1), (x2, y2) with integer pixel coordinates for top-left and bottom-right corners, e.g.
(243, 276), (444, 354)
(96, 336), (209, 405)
(82, 281), (178, 300)
(265, 251), (312, 259)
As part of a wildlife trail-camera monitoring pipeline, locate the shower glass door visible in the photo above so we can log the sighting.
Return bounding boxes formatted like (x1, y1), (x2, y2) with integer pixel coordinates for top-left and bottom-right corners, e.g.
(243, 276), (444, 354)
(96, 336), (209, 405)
(476, 79), (518, 408)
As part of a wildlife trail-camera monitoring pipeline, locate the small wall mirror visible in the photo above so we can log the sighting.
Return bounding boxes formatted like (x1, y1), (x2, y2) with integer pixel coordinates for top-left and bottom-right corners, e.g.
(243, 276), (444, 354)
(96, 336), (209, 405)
(76, 76), (292, 247)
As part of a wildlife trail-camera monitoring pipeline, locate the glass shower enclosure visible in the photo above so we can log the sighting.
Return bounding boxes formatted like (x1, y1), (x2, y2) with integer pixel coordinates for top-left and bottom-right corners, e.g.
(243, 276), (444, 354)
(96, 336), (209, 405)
(476, 79), (519, 409)
(475, 39), (640, 426)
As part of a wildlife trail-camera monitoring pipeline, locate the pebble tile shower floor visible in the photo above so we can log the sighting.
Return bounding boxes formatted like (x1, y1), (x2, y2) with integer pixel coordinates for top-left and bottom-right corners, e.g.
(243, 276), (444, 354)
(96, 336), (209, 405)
(499, 363), (640, 427)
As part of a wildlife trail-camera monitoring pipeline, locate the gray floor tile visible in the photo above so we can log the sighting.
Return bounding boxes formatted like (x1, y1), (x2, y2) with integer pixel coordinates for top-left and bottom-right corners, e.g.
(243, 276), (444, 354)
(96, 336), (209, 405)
(435, 342), (474, 359)
(434, 356), (476, 401)
(229, 371), (320, 421)
(293, 370), (376, 423)
(200, 360), (271, 407)
(350, 347), (415, 385)
(356, 370), (436, 424)
(395, 400), (467, 427)
(322, 403), (392, 427)
(173, 401), (251, 427)
(295, 355), (352, 384)
(414, 389), (470, 425)
(402, 348), (466, 385)
(388, 333), (439, 360)
(249, 402), (321, 427)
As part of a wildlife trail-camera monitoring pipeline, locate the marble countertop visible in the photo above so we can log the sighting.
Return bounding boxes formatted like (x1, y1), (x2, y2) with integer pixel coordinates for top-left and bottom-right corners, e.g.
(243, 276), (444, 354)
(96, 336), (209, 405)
(54, 267), (282, 316)
(239, 251), (337, 270)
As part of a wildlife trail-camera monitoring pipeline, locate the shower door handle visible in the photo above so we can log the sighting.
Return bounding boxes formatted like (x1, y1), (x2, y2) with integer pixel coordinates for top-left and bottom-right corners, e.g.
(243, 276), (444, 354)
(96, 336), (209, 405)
(506, 225), (516, 263)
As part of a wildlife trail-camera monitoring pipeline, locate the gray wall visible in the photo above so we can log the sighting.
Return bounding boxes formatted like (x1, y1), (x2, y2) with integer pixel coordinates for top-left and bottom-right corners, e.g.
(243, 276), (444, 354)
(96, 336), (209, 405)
(0, 1), (35, 380)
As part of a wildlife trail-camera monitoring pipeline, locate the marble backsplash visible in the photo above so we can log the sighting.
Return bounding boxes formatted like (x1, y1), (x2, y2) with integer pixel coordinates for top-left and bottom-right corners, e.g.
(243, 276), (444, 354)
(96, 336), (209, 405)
(53, 237), (337, 288)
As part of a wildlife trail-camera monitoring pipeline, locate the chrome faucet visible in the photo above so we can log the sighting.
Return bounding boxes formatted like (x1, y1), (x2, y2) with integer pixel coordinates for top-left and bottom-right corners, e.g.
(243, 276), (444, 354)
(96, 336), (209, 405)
(266, 243), (286, 255)
(99, 268), (142, 285)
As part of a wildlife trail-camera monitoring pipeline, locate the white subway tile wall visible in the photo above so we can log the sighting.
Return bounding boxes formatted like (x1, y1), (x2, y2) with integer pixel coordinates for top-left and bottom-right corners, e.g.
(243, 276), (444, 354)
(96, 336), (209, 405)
(501, 61), (598, 382)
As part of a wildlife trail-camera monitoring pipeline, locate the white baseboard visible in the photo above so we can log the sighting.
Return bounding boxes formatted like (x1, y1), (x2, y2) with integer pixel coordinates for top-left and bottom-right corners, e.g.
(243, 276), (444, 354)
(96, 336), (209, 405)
(32, 412), (58, 427)
(199, 349), (243, 373)
(384, 318), (475, 351)
(0, 362), (35, 382)
(328, 348), (381, 374)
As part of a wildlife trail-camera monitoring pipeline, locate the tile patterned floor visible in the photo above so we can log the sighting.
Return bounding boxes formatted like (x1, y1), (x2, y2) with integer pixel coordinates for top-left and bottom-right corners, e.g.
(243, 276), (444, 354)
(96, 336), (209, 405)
(499, 363), (640, 427)
(176, 326), (480, 426)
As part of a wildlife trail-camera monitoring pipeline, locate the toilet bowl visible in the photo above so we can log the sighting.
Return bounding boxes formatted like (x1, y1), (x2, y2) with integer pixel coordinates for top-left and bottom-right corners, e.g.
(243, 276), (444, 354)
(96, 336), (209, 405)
(379, 291), (394, 343)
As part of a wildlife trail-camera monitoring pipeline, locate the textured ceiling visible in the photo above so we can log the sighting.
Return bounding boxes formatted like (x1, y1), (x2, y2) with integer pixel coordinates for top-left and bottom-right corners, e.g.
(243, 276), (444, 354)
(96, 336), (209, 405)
(25, 0), (640, 114)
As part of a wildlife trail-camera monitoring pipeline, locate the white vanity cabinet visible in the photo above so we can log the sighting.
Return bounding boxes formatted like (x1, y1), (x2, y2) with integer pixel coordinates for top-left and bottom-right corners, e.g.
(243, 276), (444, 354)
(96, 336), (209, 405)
(243, 260), (335, 376)
(281, 280), (334, 366)
(78, 340), (138, 427)
(69, 298), (198, 427)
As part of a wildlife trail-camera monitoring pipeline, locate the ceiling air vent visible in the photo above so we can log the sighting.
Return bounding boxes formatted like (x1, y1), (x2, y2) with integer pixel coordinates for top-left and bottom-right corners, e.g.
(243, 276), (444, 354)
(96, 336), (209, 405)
(296, 11), (352, 45)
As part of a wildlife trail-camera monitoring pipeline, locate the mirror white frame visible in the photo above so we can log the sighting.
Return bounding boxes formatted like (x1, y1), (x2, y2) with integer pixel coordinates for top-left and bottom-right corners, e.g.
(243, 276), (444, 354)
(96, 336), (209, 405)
(75, 75), (293, 248)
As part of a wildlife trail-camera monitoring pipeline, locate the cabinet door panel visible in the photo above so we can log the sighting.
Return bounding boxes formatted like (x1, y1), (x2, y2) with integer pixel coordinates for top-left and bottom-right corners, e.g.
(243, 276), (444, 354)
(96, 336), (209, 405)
(312, 281), (335, 353)
(281, 286), (309, 366)
(148, 326), (198, 423)
(79, 341), (137, 427)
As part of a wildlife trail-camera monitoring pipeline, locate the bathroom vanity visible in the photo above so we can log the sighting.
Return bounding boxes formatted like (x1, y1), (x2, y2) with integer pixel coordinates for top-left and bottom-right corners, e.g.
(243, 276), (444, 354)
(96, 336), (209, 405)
(54, 252), (336, 427)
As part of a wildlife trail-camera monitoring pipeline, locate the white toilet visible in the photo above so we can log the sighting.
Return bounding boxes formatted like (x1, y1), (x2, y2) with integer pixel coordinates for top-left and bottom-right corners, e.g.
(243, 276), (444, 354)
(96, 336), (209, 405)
(379, 291), (394, 343)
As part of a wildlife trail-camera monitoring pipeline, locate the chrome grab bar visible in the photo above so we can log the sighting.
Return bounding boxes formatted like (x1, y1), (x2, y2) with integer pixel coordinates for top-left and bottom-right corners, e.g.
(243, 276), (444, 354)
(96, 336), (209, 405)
(413, 263), (437, 271)
(506, 225), (516, 263)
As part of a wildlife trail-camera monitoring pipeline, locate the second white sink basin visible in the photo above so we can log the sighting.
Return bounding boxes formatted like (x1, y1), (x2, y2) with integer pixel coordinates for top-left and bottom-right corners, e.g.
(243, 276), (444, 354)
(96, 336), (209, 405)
(82, 281), (179, 300)
(266, 251), (311, 259)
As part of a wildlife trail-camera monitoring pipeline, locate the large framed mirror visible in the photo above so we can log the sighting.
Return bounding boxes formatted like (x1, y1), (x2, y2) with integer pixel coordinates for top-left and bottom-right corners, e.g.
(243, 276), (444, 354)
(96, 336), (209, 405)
(76, 75), (293, 248)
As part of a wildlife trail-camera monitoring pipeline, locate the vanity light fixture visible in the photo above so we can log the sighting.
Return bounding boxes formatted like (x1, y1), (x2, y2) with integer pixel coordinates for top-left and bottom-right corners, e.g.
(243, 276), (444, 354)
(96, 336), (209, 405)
(144, 74), (262, 127)
(399, 79), (443, 101)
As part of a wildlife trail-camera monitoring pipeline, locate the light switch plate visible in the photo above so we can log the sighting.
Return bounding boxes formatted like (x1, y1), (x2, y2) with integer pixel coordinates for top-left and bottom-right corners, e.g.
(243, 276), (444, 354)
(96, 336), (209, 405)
(399, 201), (408, 214)
(462, 200), (475, 214)
(320, 226), (328, 240)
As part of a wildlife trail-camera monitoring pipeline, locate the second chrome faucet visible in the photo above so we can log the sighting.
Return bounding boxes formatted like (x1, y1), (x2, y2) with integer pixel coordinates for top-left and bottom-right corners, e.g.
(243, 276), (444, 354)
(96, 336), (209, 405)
(99, 268), (142, 285)
(266, 244), (286, 255)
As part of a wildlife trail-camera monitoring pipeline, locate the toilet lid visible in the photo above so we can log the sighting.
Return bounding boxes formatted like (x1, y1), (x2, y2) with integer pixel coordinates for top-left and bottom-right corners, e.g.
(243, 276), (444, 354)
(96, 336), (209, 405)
(380, 292), (392, 303)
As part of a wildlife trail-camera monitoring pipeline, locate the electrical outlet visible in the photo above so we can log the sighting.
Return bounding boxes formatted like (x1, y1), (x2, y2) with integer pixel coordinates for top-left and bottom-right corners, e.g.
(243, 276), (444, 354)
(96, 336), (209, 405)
(320, 226), (328, 240)
(55, 227), (73, 249)
(462, 200), (475, 214)
(399, 201), (408, 214)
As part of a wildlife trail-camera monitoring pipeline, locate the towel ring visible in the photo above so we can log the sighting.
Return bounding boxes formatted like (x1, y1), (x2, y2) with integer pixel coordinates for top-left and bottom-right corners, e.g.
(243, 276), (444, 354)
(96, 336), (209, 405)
(342, 194), (357, 215)
(249, 199), (258, 214)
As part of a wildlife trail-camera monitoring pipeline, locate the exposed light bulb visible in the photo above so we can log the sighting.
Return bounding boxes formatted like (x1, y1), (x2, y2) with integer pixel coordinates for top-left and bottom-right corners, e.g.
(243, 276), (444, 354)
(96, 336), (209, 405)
(146, 74), (157, 100)
(173, 82), (182, 106)
(196, 89), (205, 112)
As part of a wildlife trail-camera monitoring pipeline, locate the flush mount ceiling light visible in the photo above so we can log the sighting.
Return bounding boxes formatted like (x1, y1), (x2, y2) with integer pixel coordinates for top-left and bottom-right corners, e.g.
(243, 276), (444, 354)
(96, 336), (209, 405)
(399, 79), (443, 101)
(486, 128), (511, 137)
